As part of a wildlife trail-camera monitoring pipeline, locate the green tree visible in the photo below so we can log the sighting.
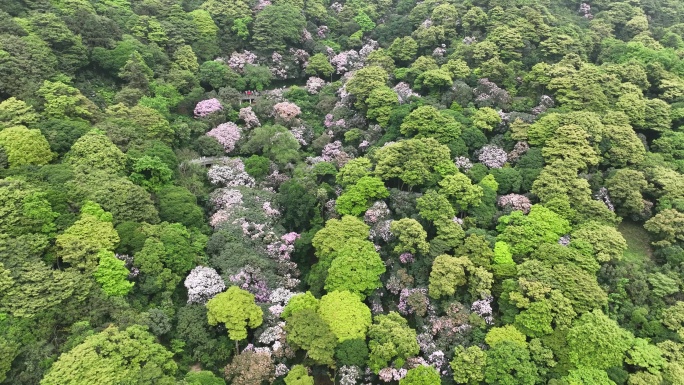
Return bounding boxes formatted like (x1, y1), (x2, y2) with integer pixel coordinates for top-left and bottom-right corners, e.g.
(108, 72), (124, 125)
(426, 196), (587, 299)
(93, 250), (134, 296)
(400, 365), (441, 385)
(472, 107), (502, 132)
(285, 309), (337, 366)
(484, 341), (539, 385)
(66, 131), (127, 174)
(56, 203), (120, 271)
(388, 37), (418, 63)
(416, 69), (452, 91)
(451, 346), (486, 385)
(325, 239), (386, 298)
(366, 86), (398, 128)
(36, 80), (99, 122)
(367, 312), (419, 373)
(252, 4), (306, 51)
(118, 51), (153, 90)
(184, 371), (226, 385)
(400, 106), (461, 144)
(439, 173), (484, 212)
(129, 155), (173, 192)
(567, 309), (635, 370)
(40, 325), (177, 385)
(373, 138), (456, 187)
(306, 53), (334, 78)
(605, 169), (648, 217)
(346, 66), (388, 109)
(417, 190), (455, 222)
(571, 221), (627, 263)
(644, 209), (684, 248)
(284, 365), (314, 385)
(0, 126), (54, 167)
(390, 218), (430, 255)
(243, 124), (300, 166)
(206, 286), (263, 345)
(318, 290), (372, 342)
(281, 291), (319, 319)
(0, 97), (39, 128)
(156, 186), (205, 230)
(497, 205), (571, 256)
(355, 11), (376, 32)
(428, 255), (472, 299)
(336, 176), (389, 216)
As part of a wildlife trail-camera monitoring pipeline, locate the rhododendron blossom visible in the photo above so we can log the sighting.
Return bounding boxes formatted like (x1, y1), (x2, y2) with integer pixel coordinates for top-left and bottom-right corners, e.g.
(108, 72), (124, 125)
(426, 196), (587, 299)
(273, 102), (301, 121)
(305, 77), (326, 94)
(206, 122), (241, 153)
(393, 82), (420, 104)
(497, 194), (532, 214)
(184, 266), (226, 304)
(228, 51), (257, 73)
(239, 106), (260, 128)
(478, 145), (508, 168)
(207, 158), (255, 187)
(194, 98), (223, 117)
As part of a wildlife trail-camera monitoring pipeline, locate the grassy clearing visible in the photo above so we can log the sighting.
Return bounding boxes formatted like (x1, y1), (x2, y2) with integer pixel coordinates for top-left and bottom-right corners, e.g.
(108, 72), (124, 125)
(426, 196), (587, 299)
(618, 220), (653, 265)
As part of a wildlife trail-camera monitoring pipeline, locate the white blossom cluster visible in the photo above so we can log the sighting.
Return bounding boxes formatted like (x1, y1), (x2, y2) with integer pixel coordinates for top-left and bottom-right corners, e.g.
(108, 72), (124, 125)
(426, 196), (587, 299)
(184, 266), (225, 304)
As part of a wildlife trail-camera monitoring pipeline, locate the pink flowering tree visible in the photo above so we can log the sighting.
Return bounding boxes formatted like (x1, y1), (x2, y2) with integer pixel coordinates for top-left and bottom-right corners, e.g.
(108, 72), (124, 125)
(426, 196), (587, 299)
(228, 51), (258, 73)
(393, 82), (420, 104)
(497, 194), (532, 214)
(305, 77), (326, 94)
(478, 145), (508, 168)
(239, 106), (261, 128)
(207, 158), (256, 187)
(273, 102), (301, 122)
(194, 98), (223, 117)
(206, 122), (241, 153)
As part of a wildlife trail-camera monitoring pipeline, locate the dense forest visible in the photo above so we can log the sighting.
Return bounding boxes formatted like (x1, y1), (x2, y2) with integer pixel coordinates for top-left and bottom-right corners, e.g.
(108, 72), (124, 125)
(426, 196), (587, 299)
(2, 0), (684, 384)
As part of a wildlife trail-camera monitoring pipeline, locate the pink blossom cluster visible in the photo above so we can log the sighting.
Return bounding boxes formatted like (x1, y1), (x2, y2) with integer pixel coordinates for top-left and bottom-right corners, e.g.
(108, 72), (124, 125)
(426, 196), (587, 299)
(370, 298), (384, 315)
(471, 296), (494, 325)
(207, 159), (255, 187)
(330, 2), (343, 13)
(270, 52), (289, 79)
(321, 140), (343, 161)
(273, 102), (301, 121)
(463, 36), (477, 45)
(558, 234), (571, 246)
(289, 48), (309, 68)
(452, 216), (464, 225)
(239, 106), (260, 128)
(595, 187), (615, 212)
(238, 219), (267, 239)
(331, 50), (361, 74)
(398, 287), (428, 315)
(432, 45), (447, 58)
(207, 122), (241, 152)
(263, 202), (280, 217)
(305, 77), (326, 94)
(210, 189), (244, 227)
(454, 156), (473, 171)
(317, 25), (329, 38)
(507, 141), (529, 162)
(393, 82), (420, 104)
(399, 253), (415, 264)
(359, 40), (379, 59)
(339, 366), (360, 385)
(275, 363), (288, 377)
(421, 19), (433, 28)
(194, 98), (223, 117)
(478, 145), (508, 168)
(228, 51), (257, 73)
(254, 0), (271, 11)
(301, 28), (313, 42)
(229, 266), (271, 303)
(265, 170), (291, 187)
(289, 126), (309, 146)
(497, 194), (532, 214)
(579, 3), (593, 19)
(324, 114), (346, 128)
(474, 78), (511, 108)
(427, 350), (447, 375)
(359, 140), (370, 151)
(184, 266), (226, 304)
(369, 220), (393, 242)
(364, 201), (391, 224)
(417, 331), (437, 353)
(532, 94), (555, 115)
(116, 254), (139, 278)
(378, 368), (407, 382)
(281, 232), (300, 245)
